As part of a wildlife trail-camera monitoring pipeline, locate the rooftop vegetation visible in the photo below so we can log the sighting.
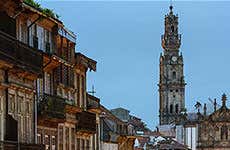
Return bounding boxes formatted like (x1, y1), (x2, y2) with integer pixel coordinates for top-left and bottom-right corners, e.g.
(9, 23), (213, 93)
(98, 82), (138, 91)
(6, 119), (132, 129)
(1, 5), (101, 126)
(24, 0), (60, 19)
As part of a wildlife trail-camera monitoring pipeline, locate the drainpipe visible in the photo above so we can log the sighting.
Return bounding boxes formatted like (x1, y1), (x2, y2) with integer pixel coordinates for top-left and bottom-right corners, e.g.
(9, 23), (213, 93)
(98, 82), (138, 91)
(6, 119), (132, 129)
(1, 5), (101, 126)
(4, 69), (8, 130)
(34, 80), (37, 144)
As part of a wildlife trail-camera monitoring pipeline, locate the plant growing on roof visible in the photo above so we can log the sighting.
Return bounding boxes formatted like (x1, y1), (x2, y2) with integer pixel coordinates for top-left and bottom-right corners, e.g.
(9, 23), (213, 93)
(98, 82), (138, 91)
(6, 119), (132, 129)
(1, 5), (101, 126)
(23, 0), (60, 19)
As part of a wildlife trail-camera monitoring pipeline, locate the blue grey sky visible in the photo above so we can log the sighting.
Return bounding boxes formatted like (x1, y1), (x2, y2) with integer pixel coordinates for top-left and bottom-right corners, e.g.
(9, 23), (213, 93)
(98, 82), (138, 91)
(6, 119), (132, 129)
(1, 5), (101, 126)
(39, 1), (230, 129)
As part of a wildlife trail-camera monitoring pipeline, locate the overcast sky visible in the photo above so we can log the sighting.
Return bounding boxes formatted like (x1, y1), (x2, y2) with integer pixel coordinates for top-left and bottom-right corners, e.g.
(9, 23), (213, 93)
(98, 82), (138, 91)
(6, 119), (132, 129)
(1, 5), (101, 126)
(39, 1), (230, 129)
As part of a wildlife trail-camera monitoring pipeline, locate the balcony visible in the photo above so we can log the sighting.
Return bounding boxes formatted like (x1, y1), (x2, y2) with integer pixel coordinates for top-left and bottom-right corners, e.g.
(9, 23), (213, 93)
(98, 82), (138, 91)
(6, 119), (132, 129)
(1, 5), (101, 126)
(76, 111), (96, 134)
(0, 30), (42, 75)
(87, 93), (100, 112)
(0, 141), (45, 150)
(38, 93), (66, 120)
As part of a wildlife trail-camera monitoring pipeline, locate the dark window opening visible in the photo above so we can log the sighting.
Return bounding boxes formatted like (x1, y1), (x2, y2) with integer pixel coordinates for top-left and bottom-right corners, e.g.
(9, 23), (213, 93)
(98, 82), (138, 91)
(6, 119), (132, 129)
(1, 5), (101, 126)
(172, 71), (176, 79)
(221, 125), (228, 140)
(170, 104), (173, 114)
(171, 25), (174, 32)
(175, 104), (179, 113)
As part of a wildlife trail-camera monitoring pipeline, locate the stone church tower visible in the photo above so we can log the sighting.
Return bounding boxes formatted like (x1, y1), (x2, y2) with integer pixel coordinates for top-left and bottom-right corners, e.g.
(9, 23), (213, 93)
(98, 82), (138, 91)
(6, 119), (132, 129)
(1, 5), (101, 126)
(158, 5), (186, 125)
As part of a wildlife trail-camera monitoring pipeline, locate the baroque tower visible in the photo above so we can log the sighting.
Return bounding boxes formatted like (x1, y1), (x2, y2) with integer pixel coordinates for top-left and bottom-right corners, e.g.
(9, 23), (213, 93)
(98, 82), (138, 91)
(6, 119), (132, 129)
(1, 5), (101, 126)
(158, 5), (186, 125)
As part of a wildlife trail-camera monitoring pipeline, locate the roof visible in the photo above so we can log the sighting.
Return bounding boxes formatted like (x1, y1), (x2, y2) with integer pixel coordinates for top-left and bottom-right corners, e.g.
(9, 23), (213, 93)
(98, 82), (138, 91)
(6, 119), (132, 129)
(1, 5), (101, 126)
(151, 137), (190, 150)
(75, 53), (97, 71)
(21, 1), (76, 43)
(110, 107), (130, 113)
(99, 105), (126, 125)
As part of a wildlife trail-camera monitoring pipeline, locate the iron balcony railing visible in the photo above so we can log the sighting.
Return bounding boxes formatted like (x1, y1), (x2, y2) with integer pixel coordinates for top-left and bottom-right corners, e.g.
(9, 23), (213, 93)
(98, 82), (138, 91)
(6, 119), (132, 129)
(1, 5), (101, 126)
(0, 30), (43, 75)
(87, 93), (100, 109)
(38, 93), (66, 119)
(76, 111), (96, 133)
(0, 141), (45, 150)
(38, 93), (75, 119)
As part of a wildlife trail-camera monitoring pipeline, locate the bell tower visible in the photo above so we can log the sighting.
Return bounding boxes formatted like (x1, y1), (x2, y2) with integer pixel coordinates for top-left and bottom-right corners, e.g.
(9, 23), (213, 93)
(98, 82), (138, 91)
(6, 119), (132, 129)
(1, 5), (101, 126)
(158, 5), (186, 125)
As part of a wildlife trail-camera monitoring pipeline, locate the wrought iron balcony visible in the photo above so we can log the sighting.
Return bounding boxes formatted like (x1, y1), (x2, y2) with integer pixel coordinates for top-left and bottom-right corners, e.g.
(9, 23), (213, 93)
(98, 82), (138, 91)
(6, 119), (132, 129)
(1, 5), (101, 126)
(87, 93), (100, 110)
(38, 93), (66, 120)
(76, 111), (96, 133)
(0, 141), (45, 150)
(0, 30), (42, 75)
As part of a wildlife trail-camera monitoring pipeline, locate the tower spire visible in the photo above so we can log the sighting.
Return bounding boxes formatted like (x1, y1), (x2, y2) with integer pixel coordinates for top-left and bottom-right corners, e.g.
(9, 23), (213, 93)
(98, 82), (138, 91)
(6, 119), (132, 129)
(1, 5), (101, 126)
(158, 2), (185, 125)
(170, 0), (173, 12)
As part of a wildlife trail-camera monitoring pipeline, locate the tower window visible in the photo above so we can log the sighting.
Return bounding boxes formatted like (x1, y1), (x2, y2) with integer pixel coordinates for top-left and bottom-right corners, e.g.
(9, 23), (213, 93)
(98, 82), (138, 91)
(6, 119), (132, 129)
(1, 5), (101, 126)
(171, 25), (174, 32)
(221, 125), (228, 140)
(172, 71), (176, 79)
(175, 104), (179, 113)
(170, 104), (173, 113)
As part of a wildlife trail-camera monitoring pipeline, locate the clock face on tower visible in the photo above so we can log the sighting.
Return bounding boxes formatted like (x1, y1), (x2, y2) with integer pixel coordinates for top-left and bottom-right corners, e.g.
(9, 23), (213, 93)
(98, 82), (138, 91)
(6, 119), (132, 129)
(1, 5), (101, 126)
(172, 56), (177, 62)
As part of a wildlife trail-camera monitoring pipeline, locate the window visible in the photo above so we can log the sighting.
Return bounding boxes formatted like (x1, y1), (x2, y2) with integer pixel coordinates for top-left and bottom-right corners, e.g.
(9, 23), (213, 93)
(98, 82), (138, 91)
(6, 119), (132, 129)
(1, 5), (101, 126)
(18, 96), (23, 113)
(71, 128), (75, 150)
(86, 139), (90, 150)
(221, 125), (228, 140)
(20, 23), (27, 43)
(45, 135), (50, 150)
(175, 104), (179, 113)
(37, 134), (42, 144)
(77, 138), (80, 150)
(81, 139), (85, 150)
(170, 104), (173, 113)
(171, 25), (174, 32)
(51, 136), (56, 150)
(26, 101), (30, 113)
(172, 71), (176, 79)
(66, 127), (69, 150)
(9, 94), (15, 113)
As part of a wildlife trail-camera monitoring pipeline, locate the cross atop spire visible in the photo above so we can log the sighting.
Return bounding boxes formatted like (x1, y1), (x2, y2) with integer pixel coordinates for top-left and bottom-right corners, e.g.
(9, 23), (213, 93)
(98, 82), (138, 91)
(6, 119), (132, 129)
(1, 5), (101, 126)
(169, 0), (173, 13)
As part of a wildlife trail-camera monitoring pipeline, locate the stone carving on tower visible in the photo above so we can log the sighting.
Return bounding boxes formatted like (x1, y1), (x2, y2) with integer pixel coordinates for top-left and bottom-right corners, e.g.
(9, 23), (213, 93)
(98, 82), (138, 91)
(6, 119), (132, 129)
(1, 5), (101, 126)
(158, 5), (186, 125)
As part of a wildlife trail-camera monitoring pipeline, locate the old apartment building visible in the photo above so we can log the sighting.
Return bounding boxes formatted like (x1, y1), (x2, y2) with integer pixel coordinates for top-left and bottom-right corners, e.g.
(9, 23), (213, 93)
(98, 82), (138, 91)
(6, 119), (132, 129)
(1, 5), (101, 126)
(0, 0), (137, 150)
(0, 0), (44, 149)
(0, 0), (102, 149)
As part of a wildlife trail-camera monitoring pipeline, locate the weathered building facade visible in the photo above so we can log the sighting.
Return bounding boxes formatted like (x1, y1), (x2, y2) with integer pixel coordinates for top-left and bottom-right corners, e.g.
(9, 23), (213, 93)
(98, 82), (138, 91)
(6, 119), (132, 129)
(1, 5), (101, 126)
(0, 0), (44, 149)
(158, 5), (186, 125)
(197, 94), (230, 150)
(100, 106), (135, 150)
(0, 0), (101, 149)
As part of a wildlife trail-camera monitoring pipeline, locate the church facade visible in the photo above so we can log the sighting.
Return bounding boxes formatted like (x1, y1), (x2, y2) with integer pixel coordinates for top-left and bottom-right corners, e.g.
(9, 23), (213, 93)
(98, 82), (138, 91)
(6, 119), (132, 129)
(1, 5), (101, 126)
(197, 94), (230, 150)
(158, 5), (186, 125)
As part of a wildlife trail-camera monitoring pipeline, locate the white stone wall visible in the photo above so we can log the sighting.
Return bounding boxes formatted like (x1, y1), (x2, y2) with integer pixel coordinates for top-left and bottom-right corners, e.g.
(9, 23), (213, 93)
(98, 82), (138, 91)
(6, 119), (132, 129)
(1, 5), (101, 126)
(101, 142), (118, 150)
(185, 127), (197, 150)
(176, 125), (197, 150)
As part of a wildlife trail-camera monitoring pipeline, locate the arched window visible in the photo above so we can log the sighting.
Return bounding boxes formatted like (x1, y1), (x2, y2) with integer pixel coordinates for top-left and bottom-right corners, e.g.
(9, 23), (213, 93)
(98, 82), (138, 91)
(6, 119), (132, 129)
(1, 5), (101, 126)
(170, 104), (173, 114)
(175, 104), (179, 113)
(172, 71), (176, 79)
(221, 125), (228, 140)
